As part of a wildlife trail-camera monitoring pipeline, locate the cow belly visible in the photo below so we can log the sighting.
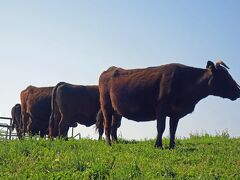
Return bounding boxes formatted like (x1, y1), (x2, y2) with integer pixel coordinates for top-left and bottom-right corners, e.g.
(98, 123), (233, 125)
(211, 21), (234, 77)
(110, 83), (158, 121)
(116, 106), (156, 122)
(168, 104), (196, 119)
(124, 113), (156, 122)
(74, 114), (96, 127)
(78, 119), (95, 127)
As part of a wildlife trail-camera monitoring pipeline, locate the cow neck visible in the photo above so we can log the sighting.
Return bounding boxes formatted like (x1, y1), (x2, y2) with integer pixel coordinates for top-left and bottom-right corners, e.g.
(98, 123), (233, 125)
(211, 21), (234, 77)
(194, 68), (212, 102)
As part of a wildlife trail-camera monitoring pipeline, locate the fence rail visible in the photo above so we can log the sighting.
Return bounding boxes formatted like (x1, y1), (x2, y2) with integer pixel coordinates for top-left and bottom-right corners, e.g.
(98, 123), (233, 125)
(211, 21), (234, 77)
(0, 116), (80, 140)
(0, 117), (12, 120)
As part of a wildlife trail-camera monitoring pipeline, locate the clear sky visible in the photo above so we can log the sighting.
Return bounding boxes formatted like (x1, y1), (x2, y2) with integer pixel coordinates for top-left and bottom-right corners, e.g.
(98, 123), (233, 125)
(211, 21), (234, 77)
(0, 1), (239, 139)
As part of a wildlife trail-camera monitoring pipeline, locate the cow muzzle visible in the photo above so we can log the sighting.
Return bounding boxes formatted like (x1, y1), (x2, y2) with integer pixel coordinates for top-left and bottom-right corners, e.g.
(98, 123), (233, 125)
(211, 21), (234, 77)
(238, 86), (240, 98)
(237, 85), (240, 99)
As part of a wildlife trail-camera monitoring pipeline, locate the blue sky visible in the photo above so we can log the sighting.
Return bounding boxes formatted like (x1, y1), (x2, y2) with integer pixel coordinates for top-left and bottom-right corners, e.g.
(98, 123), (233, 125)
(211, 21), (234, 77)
(0, 1), (239, 139)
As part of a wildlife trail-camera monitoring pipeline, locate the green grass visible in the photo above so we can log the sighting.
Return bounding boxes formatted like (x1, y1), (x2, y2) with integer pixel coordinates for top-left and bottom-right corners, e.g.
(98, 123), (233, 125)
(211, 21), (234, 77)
(0, 134), (240, 179)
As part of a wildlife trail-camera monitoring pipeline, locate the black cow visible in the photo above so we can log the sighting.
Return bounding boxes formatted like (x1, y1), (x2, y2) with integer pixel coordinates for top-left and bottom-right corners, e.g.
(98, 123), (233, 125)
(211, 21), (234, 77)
(48, 82), (104, 139)
(11, 103), (22, 139)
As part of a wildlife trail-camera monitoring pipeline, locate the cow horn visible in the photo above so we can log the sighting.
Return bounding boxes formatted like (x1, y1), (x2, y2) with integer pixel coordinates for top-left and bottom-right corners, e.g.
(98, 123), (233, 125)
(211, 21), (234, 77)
(215, 60), (229, 69)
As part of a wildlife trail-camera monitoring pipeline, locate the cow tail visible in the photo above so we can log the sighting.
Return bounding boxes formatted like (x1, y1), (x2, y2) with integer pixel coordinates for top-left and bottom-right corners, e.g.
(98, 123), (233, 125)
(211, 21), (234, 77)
(96, 109), (104, 140)
(49, 82), (65, 137)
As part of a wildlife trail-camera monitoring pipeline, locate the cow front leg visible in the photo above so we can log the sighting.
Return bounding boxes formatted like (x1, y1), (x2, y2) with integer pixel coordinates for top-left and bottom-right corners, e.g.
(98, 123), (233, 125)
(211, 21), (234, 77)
(169, 118), (179, 149)
(155, 114), (166, 148)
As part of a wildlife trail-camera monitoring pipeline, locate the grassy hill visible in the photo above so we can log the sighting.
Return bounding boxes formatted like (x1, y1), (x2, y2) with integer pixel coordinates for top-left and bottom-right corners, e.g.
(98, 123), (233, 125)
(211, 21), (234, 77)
(0, 133), (239, 179)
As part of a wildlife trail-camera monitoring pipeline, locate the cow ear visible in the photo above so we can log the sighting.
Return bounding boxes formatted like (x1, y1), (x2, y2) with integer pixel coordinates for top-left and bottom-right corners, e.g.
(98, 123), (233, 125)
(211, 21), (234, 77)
(206, 61), (216, 73)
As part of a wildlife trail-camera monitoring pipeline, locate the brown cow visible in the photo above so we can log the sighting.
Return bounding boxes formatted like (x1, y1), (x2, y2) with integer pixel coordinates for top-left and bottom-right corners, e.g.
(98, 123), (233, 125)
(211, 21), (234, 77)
(99, 60), (240, 148)
(11, 103), (22, 139)
(20, 86), (53, 137)
(48, 82), (104, 139)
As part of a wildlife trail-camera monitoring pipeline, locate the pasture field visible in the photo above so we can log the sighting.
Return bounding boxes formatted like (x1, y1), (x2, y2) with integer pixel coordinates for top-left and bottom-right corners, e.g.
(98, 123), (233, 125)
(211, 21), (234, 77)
(0, 133), (239, 179)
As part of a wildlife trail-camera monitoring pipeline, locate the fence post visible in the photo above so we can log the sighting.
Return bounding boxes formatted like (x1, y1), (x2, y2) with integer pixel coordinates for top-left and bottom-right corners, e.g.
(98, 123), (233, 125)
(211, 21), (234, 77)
(6, 128), (8, 140)
(71, 127), (74, 138)
(9, 118), (13, 140)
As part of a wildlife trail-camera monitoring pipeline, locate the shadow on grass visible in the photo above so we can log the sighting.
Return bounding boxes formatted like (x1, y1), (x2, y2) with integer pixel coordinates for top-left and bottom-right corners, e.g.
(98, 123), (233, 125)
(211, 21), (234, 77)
(116, 139), (140, 144)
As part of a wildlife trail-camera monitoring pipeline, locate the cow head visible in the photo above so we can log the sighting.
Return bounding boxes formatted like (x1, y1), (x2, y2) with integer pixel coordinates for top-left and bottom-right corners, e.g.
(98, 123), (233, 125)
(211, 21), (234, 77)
(207, 60), (240, 100)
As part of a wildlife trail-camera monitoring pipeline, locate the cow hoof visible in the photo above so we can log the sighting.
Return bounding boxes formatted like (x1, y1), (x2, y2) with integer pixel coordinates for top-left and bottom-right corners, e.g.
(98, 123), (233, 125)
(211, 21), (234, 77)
(169, 143), (175, 149)
(106, 140), (112, 146)
(112, 139), (118, 144)
(154, 144), (163, 149)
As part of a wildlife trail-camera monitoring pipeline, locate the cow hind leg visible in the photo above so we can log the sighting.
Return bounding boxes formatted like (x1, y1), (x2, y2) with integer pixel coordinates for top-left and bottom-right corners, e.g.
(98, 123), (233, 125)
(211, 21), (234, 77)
(29, 127), (38, 138)
(102, 105), (113, 145)
(16, 129), (23, 140)
(58, 116), (69, 139)
(169, 118), (179, 149)
(49, 112), (60, 138)
(100, 91), (115, 145)
(27, 116), (34, 136)
(48, 113), (55, 137)
(104, 110), (112, 145)
(111, 112), (121, 142)
(22, 113), (29, 136)
(40, 130), (45, 138)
